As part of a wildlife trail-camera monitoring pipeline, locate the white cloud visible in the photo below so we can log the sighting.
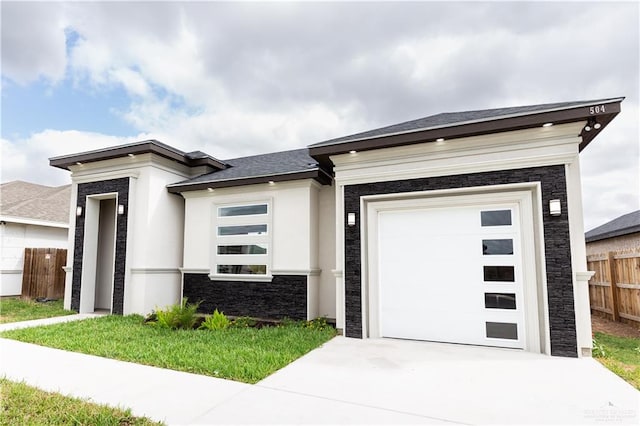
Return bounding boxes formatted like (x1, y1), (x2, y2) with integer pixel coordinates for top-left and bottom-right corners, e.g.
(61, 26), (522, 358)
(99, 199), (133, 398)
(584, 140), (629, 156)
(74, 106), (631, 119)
(0, 130), (151, 186)
(580, 103), (640, 230)
(1, 1), (638, 230)
(1, 2), (68, 84)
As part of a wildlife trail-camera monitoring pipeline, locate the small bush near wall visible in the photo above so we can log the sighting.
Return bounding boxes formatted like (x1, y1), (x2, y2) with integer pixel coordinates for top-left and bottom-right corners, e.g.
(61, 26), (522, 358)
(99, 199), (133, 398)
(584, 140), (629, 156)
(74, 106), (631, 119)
(199, 309), (230, 330)
(145, 299), (201, 330)
(144, 301), (333, 333)
(230, 316), (257, 328)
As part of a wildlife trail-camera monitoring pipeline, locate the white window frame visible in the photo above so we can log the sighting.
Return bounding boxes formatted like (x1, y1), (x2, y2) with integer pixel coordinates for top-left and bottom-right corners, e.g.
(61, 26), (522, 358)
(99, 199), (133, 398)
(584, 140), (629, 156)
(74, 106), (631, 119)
(210, 200), (273, 282)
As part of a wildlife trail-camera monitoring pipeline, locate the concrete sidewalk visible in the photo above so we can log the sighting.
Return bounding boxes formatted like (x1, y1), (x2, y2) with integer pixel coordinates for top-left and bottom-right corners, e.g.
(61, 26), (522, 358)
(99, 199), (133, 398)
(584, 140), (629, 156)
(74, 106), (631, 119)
(0, 312), (105, 332)
(1, 315), (638, 425)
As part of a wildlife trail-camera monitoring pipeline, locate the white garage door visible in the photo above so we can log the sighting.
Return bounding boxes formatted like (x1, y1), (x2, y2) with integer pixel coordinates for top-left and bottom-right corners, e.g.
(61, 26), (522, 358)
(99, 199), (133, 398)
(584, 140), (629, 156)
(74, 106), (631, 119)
(377, 203), (526, 349)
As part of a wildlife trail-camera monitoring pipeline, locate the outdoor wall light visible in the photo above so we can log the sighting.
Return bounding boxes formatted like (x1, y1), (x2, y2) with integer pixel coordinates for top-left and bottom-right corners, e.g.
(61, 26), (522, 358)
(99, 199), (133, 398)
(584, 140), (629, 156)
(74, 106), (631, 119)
(349, 150), (357, 154)
(76, 206), (83, 217)
(436, 138), (445, 142)
(347, 212), (356, 226)
(542, 122), (554, 127)
(118, 204), (125, 215)
(584, 119), (601, 132)
(549, 199), (561, 216)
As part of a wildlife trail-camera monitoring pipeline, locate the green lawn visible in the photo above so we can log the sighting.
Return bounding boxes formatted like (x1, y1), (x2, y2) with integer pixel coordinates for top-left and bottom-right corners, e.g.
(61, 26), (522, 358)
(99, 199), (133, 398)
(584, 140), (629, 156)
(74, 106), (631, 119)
(0, 315), (336, 383)
(0, 297), (73, 324)
(593, 332), (640, 390)
(0, 378), (162, 426)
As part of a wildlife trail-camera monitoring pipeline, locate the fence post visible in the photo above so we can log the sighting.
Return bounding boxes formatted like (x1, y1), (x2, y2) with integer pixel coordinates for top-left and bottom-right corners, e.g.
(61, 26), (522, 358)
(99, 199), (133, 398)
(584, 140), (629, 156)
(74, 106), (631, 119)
(21, 248), (33, 298)
(607, 251), (620, 322)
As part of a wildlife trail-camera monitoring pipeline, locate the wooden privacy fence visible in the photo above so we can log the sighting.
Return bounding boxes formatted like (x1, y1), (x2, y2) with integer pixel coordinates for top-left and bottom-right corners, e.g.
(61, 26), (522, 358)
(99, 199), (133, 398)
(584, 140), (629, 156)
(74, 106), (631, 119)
(21, 248), (67, 300)
(587, 251), (640, 326)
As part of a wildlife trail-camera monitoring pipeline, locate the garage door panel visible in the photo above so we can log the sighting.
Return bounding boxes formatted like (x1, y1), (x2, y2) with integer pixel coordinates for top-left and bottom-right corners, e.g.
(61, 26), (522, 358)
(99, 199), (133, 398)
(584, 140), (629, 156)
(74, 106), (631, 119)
(377, 203), (526, 349)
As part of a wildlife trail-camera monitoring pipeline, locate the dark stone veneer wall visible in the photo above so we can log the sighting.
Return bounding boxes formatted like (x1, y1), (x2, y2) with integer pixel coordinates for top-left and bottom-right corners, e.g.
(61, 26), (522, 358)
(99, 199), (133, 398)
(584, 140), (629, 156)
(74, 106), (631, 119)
(183, 274), (307, 320)
(343, 165), (577, 357)
(71, 178), (130, 314)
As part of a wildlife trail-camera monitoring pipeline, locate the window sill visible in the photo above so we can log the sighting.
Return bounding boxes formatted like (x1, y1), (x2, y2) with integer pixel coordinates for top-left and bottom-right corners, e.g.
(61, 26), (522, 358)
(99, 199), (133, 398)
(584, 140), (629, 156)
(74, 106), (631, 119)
(208, 274), (274, 283)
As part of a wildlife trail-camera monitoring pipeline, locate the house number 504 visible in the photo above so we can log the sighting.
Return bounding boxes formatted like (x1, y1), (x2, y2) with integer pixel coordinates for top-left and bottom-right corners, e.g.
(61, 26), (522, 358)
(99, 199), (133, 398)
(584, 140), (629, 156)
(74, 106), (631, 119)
(589, 105), (606, 114)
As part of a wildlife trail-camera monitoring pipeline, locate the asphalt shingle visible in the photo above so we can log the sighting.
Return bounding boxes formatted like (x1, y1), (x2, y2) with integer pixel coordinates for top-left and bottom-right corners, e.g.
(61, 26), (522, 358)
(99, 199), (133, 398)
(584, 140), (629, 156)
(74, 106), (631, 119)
(585, 210), (640, 242)
(309, 98), (620, 147)
(169, 148), (319, 187)
(0, 181), (70, 224)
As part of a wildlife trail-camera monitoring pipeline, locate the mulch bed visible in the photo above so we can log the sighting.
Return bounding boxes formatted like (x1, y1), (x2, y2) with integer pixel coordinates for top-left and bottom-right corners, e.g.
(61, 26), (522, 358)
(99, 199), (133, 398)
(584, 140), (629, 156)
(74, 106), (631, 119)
(591, 315), (640, 339)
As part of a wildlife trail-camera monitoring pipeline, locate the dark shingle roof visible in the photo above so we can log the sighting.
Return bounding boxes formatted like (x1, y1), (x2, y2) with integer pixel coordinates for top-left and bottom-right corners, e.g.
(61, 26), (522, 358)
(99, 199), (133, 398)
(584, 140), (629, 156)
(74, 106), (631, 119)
(585, 210), (640, 242)
(167, 149), (330, 193)
(309, 98), (621, 148)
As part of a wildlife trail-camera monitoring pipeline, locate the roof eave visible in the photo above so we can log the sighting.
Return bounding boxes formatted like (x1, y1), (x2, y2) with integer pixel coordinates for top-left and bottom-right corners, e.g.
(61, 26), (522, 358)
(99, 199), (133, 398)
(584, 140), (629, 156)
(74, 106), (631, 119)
(167, 168), (332, 194)
(309, 98), (623, 167)
(0, 215), (69, 228)
(49, 140), (227, 171)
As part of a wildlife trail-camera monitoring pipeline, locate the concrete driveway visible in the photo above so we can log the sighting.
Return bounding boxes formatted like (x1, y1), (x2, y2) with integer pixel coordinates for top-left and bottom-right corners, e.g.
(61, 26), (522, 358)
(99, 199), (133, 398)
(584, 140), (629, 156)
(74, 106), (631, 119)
(2, 322), (638, 424)
(210, 336), (639, 425)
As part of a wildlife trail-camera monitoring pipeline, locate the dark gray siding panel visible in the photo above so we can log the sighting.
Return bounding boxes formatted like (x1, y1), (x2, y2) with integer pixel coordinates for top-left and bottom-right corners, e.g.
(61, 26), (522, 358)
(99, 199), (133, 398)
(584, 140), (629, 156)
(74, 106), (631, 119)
(71, 178), (129, 314)
(183, 274), (307, 320)
(343, 165), (577, 357)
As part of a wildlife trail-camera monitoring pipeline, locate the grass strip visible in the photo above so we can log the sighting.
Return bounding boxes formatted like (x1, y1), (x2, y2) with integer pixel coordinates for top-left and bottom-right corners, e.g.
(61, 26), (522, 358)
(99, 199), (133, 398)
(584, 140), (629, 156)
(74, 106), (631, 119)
(0, 378), (162, 425)
(593, 331), (640, 390)
(0, 315), (336, 383)
(0, 297), (73, 324)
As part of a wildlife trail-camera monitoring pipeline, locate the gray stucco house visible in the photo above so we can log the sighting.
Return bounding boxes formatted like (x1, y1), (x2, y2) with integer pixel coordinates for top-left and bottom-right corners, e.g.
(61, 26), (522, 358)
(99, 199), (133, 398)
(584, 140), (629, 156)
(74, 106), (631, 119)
(50, 97), (624, 358)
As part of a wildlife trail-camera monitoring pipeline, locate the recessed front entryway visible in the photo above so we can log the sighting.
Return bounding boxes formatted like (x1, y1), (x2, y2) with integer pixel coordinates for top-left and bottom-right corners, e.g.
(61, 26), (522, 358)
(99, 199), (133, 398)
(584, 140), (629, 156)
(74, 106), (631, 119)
(71, 177), (129, 315)
(95, 199), (116, 311)
(79, 194), (118, 313)
(365, 188), (543, 352)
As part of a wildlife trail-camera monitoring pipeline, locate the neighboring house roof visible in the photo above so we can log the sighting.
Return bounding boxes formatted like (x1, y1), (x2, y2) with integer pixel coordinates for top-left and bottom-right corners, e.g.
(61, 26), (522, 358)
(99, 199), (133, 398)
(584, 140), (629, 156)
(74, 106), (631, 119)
(167, 148), (332, 193)
(50, 139), (228, 171)
(308, 97), (624, 167)
(0, 181), (71, 226)
(585, 210), (640, 243)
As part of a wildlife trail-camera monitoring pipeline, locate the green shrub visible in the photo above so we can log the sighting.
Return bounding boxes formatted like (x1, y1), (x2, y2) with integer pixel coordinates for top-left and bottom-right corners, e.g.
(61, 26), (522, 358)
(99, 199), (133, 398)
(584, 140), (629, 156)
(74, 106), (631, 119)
(305, 317), (331, 331)
(199, 309), (230, 331)
(279, 317), (302, 328)
(592, 336), (608, 358)
(230, 316), (257, 328)
(148, 299), (200, 330)
(278, 317), (333, 330)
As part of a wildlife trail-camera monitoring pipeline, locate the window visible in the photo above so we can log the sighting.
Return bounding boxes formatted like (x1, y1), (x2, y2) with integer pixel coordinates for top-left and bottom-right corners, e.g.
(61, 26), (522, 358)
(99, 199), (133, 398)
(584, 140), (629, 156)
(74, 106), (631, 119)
(218, 225), (267, 236)
(212, 202), (271, 280)
(219, 204), (268, 217)
(483, 265), (515, 282)
(482, 239), (513, 255)
(484, 293), (517, 309)
(481, 210), (512, 226)
(217, 245), (267, 255)
(486, 322), (518, 340)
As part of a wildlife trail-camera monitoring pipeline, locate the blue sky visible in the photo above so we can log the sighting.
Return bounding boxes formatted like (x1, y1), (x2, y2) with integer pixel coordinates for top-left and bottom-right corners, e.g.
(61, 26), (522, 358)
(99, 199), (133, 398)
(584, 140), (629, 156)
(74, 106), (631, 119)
(2, 78), (136, 139)
(1, 1), (638, 230)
